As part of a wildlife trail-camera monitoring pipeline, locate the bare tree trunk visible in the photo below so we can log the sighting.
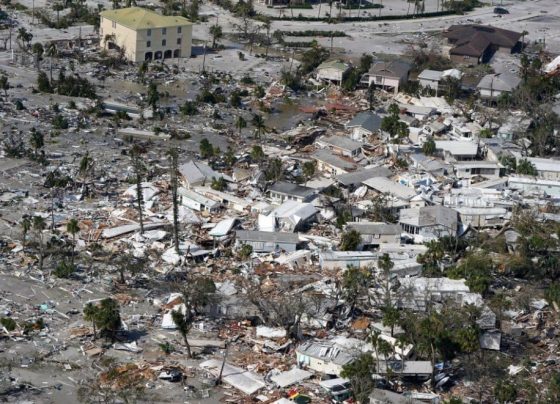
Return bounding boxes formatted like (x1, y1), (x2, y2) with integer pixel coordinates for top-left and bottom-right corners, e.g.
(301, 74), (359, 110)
(39, 234), (44, 277)
(169, 150), (180, 254)
(183, 335), (192, 358)
(216, 344), (229, 385)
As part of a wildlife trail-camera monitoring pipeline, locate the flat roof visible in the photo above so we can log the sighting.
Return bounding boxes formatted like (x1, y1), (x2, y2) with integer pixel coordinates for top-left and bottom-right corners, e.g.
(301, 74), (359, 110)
(236, 230), (300, 244)
(317, 135), (362, 152)
(269, 181), (316, 198)
(100, 7), (192, 30)
(362, 177), (417, 200)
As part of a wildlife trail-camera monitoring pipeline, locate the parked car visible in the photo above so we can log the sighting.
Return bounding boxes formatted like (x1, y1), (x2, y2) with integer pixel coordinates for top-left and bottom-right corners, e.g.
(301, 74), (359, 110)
(494, 7), (509, 14)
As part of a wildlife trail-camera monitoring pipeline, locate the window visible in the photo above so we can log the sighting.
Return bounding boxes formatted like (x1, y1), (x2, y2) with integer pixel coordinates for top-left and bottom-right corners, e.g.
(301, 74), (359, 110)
(162, 28), (167, 35)
(147, 41), (151, 48)
(177, 27), (182, 34)
(177, 37), (181, 45)
(162, 39), (166, 46)
(147, 29), (151, 36)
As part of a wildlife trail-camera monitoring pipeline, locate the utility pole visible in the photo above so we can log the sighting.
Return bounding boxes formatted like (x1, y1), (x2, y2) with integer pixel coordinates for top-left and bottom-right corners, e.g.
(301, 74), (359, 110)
(32, 0), (35, 25)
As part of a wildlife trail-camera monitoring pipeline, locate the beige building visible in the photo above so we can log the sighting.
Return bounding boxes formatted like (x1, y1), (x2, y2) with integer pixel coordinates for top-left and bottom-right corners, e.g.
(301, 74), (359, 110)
(99, 7), (192, 63)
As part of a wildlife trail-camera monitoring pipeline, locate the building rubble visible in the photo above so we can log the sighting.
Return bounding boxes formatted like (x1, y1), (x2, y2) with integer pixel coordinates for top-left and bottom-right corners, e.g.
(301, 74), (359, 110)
(1, 2), (560, 403)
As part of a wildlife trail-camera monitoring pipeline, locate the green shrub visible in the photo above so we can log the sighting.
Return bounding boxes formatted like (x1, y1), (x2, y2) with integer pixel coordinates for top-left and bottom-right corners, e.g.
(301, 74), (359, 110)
(0, 317), (16, 331)
(53, 261), (75, 278)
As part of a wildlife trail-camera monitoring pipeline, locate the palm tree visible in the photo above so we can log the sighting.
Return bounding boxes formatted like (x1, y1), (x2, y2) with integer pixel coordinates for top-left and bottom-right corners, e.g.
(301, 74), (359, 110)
(83, 302), (98, 339)
(209, 24), (223, 49)
(521, 30), (529, 51)
(21, 216), (31, 249)
(262, 18), (272, 57)
(17, 27), (33, 51)
(66, 218), (80, 267)
(252, 113), (266, 140)
(52, 3), (64, 27)
(45, 42), (58, 82)
(171, 309), (194, 358)
(370, 330), (382, 371)
(79, 151), (94, 196)
(33, 216), (46, 277)
(130, 145), (145, 234)
(0, 75), (9, 97)
(167, 148), (180, 255)
(235, 115), (247, 136)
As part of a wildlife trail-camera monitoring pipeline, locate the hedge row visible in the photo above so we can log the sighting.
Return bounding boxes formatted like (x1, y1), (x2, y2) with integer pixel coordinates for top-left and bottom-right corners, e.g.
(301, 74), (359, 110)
(278, 30), (348, 37)
(267, 10), (456, 22)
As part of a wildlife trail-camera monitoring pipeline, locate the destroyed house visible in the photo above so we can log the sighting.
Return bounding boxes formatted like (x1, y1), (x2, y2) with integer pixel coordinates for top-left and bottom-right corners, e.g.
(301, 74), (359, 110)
(312, 149), (357, 175)
(179, 160), (229, 189)
(453, 161), (501, 179)
(444, 25), (521, 64)
(369, 388), (424, 404)
(345, 222), (402, 247)
(315, 60), (351, 85)
(345, 111), (383, 141)
(434, 141), (478, 162)
(268, 181), (316, 204)
(527, 157), (560, 181)
(417, 68), (463, 92)
(399, 206), (459, 239)
(377, 361), (432, 378)
(179, 188), (220, 212)
(335, 166), (393, 193)
(319, 251), (377, 270)
(235, 230), (300, 253)
(296, 341), (357, 376)
(477, 73), (521, 99)
(362, 177), (417, 205)
(316, 135), (362, 157)
(269, 200), (318, 232)
(508, 176), (560, 197)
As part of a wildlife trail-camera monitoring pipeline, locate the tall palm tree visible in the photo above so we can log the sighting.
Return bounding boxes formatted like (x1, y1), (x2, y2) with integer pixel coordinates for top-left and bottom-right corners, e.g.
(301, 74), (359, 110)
(83, 302), (98, 339)
(370, 330), (382, 371)
(66, 218), (80, 267)
(252, 114), (266, 140)
(33, 216), (46, 277)
(521, 30), (529, 51)
(45, 42), (57, 82)
(262, 18), (272, 57)
(79, 151), (94, 196)
(235, 115), (247, 136)
(21, 216), (31, 249)
(52, 3), (64, 27)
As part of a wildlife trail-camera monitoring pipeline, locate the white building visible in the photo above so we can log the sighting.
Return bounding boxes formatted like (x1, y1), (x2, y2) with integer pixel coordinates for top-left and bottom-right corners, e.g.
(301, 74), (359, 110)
(316, 60), (351, 85)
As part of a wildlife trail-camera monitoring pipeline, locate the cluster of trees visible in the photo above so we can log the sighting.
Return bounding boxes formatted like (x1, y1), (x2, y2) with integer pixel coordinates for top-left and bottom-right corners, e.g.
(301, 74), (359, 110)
(200, 138), (220, 159)
(342, 53), (373, 91)
(37, 69), (97, 99)
(281, 45), (330, 92)
(171, 276), (217, 357)
(381, 103), (408, 140)
(34, 1), (101, 29)
(2, 127), (48, 164)
(83, 298), (122, 341)
(495, 54), (560, 157)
